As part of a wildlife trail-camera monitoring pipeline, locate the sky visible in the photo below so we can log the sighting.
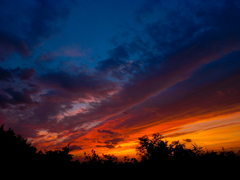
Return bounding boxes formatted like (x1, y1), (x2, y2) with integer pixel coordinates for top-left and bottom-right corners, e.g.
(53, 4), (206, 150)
(0, 0), (240, 160)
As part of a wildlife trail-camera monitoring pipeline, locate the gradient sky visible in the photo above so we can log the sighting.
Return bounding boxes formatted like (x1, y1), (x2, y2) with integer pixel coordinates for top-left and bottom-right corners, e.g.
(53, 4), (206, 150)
(1, 0), (240, 160)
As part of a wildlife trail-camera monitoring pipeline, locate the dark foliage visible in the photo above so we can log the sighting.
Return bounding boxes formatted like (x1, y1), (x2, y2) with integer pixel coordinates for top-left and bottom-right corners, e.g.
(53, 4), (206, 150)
(136, 133), (240, 161)
(0, 125), (37, 166)
(0, 125), (239, 177)
(136, 133), (240, 175)
(0, 125), (78, 175)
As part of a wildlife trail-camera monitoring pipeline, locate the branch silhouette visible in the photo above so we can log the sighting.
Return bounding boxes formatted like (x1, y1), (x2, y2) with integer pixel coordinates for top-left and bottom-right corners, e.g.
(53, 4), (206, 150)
(0, 124), (239, 176)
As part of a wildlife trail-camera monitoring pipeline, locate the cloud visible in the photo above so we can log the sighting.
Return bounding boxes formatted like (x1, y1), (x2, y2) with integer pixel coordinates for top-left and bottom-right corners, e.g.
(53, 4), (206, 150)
(96, 144), (115, 149)
(0, 82), (40, 109)
(69, 145), (83, 151)
(0, 66), (13, 81)
(0, 33), (30, 60)
(43, 0), (240, 139)
(109, 46), (129, 60)
(4, 88), (34, 105)
(99, 50), (240, 136)
(95, 137), (124, 149)
(0, 0), (75, 59)
(39, 70), (119, 101)
(16, 68), (35, 80)
(96, 58), (126, 74)
(98, 129), (121, 136)
(104, 138), (124, 145)
(0, 66), (35, 81)
(183, 139), (192, 143)
(0, 94), (10, 109)
(0, 65), (120, 136)
(0, 66), (38, 109)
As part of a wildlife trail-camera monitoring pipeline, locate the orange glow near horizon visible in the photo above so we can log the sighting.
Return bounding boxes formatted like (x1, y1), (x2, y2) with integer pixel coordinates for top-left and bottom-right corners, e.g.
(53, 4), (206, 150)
(69, 112), (240, 160)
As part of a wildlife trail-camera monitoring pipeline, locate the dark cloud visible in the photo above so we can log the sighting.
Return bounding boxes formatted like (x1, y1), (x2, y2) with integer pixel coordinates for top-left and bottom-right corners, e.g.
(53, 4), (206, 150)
(0, 66), (36, 81)
(95, 56), (142, 80)
(38, 0), (240, 140)
(107, 51), (240, 132)
(0, 0), (75, 59)
(39, 70), (119, 101)
(98, 129), (121, 136)
(32, 101), (73, 125)
(95, 137), (124, 149)
(0, 32), (30, 60)
(104, 138), (124, 145)
(93, 0), (239, 110)
(95, 0), (240, 82)
(96, 58), (126, 74)
(4, 88), (36, 105)
(17, 68), (35, 80)
(0, 66), (39, 108)
(0, 66), (13, 81)
(183, 139), (192, 143)
(0, 94), (10, 109)
(69, 145), (83, 151)
(98, 129), (115, 135)
(109, 46), (129, 60)
(96, 144), (115, 149)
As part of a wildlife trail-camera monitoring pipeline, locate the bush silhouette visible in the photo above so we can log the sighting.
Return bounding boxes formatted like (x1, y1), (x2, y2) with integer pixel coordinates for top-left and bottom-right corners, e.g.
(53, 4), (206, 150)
(136, 133), (240, 171)
(0, 124), (78, 173)
(0, 125), (38, 167)
(136, 133), (171, 162)
(0, 124), (239, 175)
(83, 149), (118, 167)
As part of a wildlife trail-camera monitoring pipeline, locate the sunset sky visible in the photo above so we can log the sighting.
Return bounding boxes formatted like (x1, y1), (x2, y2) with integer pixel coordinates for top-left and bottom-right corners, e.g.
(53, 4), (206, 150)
(0, 0), (240, 160)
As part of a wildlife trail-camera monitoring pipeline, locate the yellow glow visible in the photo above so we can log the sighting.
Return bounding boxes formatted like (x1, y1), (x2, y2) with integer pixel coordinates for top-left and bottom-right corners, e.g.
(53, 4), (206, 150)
(70, 112), (240, 160)
(164, 112), (240, 151)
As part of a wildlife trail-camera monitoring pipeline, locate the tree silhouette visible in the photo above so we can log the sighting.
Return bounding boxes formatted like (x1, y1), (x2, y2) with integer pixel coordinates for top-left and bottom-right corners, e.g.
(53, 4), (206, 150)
(83, 149), (103, 166)
(102, 153), (118, 166)
(1, 124), (239, 176)
(0, 125), (38, 167)
(136, 133), (171, 162)
(0, 124), (79, 173)
(83, 149), (118, 167)
(136, 133), (209, 161)
(39, 144), (75, 170)
(136, 132), (240, 173)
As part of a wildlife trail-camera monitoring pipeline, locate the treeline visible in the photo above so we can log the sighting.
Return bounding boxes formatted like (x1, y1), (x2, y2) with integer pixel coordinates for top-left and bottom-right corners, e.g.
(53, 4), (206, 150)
(1, 125), (239, 175)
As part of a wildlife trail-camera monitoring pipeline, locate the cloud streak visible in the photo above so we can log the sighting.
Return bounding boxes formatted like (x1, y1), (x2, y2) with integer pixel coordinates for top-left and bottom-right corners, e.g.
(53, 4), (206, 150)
(55, 0), (240, 136)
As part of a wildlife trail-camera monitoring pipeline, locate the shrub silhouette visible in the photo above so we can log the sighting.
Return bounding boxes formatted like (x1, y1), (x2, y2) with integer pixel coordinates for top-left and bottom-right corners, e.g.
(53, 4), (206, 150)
(0, 125), (38, 167)
(0, 124), (78, 173)
(83, 149), (118, 167)
(136, 133), (240, 170)
(0, 124), (239, 175)
(83, 149), (103, 166)
(38, 144), (76, 170)
(136, 133), (171, 162)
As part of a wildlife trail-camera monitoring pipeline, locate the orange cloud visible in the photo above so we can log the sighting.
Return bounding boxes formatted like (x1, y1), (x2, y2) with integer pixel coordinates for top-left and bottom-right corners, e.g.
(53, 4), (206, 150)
(69, 109), (240, 160)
